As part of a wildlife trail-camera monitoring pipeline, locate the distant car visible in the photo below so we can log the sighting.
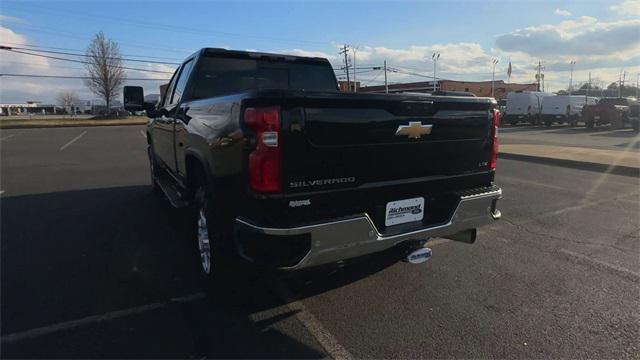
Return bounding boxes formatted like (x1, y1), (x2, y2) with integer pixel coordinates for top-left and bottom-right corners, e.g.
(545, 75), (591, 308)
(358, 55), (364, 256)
(505, 91), (555, 126)
(582, 97), (638, 129)
(540, 95), (598, 127)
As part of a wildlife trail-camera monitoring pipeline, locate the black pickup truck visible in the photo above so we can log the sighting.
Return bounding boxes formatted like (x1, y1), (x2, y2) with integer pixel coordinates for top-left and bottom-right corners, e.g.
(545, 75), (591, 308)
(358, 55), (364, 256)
(124, 48), (502, 281)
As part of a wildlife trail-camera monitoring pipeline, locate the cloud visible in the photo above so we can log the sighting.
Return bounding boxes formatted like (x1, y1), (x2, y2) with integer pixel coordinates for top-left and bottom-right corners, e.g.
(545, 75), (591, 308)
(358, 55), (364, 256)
(495, 17), (640, 59)
(278, 48), (335, 60)
(277, 42), (504, 88)
(554, 8), (572, 17)
(0, 14), (26, 24)
(610, 0), (640, 16)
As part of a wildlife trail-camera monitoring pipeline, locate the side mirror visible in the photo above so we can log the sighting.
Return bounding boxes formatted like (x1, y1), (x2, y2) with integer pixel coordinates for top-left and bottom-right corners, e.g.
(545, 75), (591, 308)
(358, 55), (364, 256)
(123, 86), (145, 112)
(146, 105), (159, 118)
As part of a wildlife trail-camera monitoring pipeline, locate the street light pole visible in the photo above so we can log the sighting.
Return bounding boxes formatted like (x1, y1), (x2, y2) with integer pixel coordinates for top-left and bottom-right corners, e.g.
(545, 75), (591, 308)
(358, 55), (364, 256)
(491, 59), (499, 98)
(384, 60), (388, 94)
(568, 60), (576, 96)
(352, 45), (359, 93)
(431, 53), (440, 92)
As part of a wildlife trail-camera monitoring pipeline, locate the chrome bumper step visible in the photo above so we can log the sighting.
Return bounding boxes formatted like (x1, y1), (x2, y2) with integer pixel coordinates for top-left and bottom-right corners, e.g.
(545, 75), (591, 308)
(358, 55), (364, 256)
(236, 187), (502, 270)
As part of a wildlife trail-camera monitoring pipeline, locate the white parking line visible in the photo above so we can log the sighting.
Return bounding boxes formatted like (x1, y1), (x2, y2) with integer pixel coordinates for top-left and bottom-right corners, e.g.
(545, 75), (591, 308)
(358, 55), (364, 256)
(277, 283), (353, 360)
(59, 131), (87, 151)
(140, 130), (147, 139)
(0, 292), (205, 345)
(498, 176), (569, 191)
(0, 133), (19, 141)
(559, 248), (640, 281)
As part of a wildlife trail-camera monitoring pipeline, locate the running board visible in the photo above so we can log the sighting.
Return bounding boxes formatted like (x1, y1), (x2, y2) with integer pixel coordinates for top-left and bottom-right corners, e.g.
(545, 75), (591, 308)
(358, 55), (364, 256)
(154, 169), (190, 208)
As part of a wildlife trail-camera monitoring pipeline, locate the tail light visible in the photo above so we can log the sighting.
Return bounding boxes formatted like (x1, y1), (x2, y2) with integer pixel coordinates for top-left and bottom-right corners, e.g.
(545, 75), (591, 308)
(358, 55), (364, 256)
(245, 106), (281, 193)
(490, 109), (500, 170)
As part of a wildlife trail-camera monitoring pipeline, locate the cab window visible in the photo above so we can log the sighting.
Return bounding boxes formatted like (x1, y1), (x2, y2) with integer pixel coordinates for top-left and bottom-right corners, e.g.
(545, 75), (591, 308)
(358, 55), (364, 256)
(170, 59), (195, 105)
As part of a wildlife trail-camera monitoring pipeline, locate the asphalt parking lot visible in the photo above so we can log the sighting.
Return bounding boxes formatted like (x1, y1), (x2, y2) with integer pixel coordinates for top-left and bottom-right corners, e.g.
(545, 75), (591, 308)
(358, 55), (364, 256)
(1, 125), (639, 358)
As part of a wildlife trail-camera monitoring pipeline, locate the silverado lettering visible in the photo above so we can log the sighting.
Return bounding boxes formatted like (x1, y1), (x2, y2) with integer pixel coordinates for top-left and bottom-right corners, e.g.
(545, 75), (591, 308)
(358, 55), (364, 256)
(123, 48), (502, 282)
(289, 177), (357, 188)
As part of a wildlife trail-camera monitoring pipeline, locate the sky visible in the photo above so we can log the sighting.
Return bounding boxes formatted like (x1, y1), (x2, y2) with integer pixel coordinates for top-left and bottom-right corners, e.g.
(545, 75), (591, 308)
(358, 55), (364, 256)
(0, 0), (639, 103)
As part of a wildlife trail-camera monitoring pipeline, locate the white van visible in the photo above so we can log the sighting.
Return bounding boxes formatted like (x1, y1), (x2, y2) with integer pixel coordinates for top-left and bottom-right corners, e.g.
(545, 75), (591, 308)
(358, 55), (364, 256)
(540, 95), (599, 127)
(505, 91), (555, 125)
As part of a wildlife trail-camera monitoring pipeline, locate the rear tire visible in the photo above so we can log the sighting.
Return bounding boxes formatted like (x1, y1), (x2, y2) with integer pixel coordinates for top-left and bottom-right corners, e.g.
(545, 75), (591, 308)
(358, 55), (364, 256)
(569, 116), (578, 127)
(585, 119), (594, 129)
(190, 171), (235, 289)
(544, 119), (552, 128)
(611, 116), (623, 130)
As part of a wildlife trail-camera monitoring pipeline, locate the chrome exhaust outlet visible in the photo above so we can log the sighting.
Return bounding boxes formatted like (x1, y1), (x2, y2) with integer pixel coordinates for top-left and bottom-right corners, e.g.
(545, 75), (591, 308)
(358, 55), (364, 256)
(444, 229), (477, 244)
(406, 247), (432, 264)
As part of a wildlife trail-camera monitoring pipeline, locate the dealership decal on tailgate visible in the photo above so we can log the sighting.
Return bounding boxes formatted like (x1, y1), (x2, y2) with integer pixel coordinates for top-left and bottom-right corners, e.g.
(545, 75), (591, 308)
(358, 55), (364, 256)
(385, 197), (425, 226)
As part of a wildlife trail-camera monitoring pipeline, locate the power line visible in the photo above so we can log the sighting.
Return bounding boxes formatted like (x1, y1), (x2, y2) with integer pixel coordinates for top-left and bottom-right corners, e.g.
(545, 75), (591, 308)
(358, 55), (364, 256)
(5, 3), (331, 46)
(1, 59), (86, 71)
(1, 45), (181, 65)
(0, 73), (170, 80)
(0, 42), (185, 61)
(5, 23), (195, 55)
(1, 58), (169, 77)
(1, 47), (175, 74)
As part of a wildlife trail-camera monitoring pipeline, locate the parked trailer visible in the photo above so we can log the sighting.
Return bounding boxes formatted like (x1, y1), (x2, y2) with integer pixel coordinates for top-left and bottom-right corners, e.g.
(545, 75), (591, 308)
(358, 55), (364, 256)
(504, 91), (555, 126)
(541, 95), (598, 127)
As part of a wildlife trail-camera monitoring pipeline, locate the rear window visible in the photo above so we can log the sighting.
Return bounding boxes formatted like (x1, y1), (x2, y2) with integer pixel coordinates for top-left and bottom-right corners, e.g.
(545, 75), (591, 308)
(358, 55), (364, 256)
(191, 56), (338, 99)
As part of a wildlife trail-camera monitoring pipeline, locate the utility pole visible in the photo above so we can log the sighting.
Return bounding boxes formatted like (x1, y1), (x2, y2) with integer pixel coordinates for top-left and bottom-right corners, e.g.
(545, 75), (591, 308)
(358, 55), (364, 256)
(491, 59), (499, 98)
(586, 72), (591, 103)
(568, 60), (576, 96)
(339, 45), (350, 92)
(636, 73), (639, 99)
(535, 61), (544, 92)
(384, 60), (388, 94)
(352, 45), (359, 92)
(431, 53), (440, 92)
(618, 69), (623, 97)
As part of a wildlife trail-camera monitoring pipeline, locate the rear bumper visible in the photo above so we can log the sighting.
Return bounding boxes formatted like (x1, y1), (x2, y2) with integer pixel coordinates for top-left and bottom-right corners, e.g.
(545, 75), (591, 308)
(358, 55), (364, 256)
(235, 187), (502, 270)
(505, 114), (530, 122)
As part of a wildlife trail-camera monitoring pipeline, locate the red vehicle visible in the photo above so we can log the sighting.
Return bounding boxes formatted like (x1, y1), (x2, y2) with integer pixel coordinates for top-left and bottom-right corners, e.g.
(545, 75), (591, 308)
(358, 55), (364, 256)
(582, 97), (637, 129)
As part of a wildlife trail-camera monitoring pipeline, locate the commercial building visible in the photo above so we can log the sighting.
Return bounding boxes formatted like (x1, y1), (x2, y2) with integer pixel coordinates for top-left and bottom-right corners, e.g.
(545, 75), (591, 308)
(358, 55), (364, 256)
(0, 101), (57, 116)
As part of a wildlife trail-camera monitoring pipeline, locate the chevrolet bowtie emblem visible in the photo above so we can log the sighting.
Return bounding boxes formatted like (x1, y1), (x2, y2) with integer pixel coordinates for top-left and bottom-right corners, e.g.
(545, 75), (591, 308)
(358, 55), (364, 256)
(395, 122), (433, 139)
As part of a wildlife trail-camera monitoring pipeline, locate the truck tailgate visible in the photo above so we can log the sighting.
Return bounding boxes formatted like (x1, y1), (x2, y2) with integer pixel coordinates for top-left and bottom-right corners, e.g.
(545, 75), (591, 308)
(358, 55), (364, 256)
(282, 94), (495, 193)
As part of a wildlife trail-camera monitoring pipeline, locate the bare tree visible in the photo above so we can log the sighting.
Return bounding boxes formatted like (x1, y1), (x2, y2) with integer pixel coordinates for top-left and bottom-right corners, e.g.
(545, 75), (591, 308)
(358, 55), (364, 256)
(56, 91), (79, 116)
(85, 32), (125, 115)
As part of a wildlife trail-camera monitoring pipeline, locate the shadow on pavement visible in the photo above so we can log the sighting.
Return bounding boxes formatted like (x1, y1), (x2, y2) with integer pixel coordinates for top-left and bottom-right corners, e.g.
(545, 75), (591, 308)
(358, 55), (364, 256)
(1, 185), (401, 358)
(589, 129), (640, 138)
